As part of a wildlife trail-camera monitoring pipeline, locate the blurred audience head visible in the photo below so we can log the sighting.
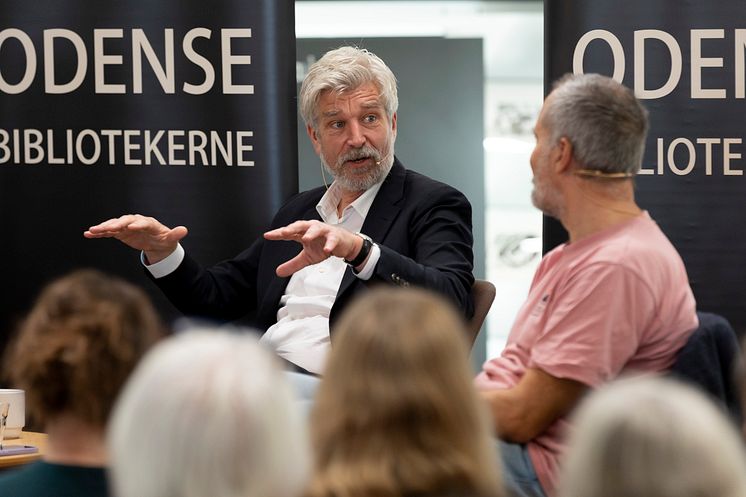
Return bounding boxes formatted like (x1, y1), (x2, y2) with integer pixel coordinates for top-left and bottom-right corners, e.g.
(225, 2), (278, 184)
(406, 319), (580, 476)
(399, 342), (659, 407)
(543, 73), (649, 176)
(558, 376), (746, 497)
(6, 269), (164, 428)
(108, 327), (310, 497)
(308, 287), (503, 497)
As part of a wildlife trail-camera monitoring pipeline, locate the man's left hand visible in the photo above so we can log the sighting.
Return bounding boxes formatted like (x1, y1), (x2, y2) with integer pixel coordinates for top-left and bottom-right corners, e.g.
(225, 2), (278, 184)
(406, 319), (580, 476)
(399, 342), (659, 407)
(264, 220), (363, 277)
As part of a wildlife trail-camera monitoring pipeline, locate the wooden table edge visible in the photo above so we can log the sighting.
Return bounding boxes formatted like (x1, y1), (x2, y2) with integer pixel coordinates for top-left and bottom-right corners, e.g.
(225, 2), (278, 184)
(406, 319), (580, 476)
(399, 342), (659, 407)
(0, 431), (48, 469)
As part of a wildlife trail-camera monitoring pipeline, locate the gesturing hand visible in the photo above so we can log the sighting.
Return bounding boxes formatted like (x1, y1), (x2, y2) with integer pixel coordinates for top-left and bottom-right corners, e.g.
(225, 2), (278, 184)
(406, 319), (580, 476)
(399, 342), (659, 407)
(84, 214), (188, 264)
(264, 220), (363, 277)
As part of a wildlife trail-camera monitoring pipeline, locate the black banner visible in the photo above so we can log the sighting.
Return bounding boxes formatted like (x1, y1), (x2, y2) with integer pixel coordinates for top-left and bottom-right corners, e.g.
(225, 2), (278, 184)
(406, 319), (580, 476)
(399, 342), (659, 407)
(545, 0), (746, 332)
(0, 0), (297, 347)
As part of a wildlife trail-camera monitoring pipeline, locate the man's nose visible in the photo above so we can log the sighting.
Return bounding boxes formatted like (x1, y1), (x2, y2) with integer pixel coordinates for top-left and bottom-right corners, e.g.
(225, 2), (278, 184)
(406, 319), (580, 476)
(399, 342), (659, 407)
(345, 121), (366, 148)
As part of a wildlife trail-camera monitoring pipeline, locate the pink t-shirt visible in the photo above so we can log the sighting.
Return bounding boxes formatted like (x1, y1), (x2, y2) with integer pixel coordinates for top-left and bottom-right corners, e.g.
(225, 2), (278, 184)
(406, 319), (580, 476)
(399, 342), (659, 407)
(476, 212), (698, 495)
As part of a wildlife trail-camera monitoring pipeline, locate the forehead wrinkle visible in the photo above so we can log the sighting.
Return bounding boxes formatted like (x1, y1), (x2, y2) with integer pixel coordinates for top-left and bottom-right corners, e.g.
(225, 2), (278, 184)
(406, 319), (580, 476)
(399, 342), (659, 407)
(317, 83), (382, 117)
(361, 100), (383, 109)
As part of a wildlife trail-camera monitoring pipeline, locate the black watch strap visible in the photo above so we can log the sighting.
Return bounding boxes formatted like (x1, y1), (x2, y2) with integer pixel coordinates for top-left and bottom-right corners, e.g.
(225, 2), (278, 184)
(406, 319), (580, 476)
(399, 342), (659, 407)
(345, 233), (373, 267)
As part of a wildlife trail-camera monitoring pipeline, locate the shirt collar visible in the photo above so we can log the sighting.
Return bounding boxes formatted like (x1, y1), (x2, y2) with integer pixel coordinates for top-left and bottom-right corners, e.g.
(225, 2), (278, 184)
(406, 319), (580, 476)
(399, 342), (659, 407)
(316, 179), (385, 223)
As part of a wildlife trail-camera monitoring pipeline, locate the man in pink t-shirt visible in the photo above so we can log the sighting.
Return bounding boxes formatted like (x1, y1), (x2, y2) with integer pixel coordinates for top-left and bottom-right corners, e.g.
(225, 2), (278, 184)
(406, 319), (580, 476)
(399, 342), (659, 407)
(476, 74), (698, 497)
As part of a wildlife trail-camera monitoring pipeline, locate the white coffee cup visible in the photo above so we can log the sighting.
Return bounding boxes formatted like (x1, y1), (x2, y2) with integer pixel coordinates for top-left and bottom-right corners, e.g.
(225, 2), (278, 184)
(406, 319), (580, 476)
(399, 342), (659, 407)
(0, 389), (25, 438)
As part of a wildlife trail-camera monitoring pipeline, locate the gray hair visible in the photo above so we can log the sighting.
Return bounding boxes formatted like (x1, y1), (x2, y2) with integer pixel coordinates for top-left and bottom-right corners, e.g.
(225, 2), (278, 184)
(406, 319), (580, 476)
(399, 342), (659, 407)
(558, 376), (746, 497)
(108, 328), (311, 497)
(299, 46), (398, 129)
(544, 73), (649, 176)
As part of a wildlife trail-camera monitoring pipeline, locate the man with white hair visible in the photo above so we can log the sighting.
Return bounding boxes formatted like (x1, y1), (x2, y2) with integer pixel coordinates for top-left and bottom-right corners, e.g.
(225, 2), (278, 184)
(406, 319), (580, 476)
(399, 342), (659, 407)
(85, 46), (474, 375)
(476, 74), (698, 497)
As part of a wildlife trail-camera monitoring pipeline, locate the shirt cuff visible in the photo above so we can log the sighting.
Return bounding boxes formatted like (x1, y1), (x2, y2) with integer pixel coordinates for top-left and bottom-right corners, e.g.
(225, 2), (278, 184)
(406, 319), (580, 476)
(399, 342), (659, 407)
(353, 243), (380, 280)
(142, 243), (185, 279)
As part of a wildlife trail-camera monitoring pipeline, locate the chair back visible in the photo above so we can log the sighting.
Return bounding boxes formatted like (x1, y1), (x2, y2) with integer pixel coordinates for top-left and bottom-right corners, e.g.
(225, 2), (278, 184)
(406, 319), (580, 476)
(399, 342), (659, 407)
(669, 311), (743, 424)
(466, 280), (496, 346)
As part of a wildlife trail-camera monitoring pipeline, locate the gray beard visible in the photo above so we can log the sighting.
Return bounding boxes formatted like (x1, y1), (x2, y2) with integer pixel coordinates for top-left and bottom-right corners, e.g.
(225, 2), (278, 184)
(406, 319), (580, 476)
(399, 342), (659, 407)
(531, 186), (562, 220)
(323, 145), (395, 192)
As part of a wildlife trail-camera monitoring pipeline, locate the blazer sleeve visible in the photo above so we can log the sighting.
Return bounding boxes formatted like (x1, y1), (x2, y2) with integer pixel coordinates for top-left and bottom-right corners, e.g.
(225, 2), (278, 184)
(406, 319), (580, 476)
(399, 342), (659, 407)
(148, 188), (323, 323)
(149, 237), (264, 322)
(372, 183), (475, 317)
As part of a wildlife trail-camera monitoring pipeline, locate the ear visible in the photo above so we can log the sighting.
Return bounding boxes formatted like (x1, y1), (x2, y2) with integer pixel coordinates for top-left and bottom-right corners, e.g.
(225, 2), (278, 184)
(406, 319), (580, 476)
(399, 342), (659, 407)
(306, 124), (322, 156)
(553, 137), (573, 174)
(390, 112), (398, 138)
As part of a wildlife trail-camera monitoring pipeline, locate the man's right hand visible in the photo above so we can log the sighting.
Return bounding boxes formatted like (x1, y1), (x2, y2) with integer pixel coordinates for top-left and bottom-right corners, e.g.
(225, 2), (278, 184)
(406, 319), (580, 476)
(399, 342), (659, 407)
(84, 214), (188, 264)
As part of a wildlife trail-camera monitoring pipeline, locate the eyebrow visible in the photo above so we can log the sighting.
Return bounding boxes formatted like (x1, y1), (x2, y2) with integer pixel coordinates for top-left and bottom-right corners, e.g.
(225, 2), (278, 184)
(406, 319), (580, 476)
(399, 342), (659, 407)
(320, 100), (383, 118)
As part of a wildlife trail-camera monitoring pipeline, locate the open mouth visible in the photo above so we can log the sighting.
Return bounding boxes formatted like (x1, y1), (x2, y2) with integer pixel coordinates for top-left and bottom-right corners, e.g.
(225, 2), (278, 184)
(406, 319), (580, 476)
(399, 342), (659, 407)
(347, 156), (372, 166)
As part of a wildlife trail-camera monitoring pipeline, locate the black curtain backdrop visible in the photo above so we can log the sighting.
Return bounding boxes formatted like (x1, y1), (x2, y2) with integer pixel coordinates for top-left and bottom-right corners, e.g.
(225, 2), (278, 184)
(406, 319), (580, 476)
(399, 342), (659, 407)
(0, 0), (298, 353)
(545, 0), (746, 333)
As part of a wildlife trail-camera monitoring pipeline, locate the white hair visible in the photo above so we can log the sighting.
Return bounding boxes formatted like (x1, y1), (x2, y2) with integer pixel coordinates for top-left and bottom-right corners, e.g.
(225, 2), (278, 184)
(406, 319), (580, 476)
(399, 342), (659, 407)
(108, 328), (311, 497)
(558, 376), (746, 497)
(299, 45), (398, 130)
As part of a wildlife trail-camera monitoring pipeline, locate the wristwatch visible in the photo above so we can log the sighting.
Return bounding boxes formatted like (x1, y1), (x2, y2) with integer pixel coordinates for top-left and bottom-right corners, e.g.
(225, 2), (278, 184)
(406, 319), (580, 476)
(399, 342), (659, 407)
(344, 233), (373, 267)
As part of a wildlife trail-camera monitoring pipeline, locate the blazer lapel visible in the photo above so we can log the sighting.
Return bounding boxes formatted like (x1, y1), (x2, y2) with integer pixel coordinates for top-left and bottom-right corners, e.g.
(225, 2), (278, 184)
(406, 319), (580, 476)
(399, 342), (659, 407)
(336, 159), (406, 298)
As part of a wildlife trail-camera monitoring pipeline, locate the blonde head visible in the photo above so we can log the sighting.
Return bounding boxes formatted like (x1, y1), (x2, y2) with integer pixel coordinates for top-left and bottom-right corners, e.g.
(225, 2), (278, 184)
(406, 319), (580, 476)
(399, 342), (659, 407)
(309, 287), (503, 497)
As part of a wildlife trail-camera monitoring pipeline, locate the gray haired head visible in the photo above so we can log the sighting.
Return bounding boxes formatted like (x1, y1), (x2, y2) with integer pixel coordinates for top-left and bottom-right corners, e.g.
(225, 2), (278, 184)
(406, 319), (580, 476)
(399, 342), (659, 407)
(543, 73), (649, 177)
(558, 376), (746, 497)
(299, 46), (398, 130)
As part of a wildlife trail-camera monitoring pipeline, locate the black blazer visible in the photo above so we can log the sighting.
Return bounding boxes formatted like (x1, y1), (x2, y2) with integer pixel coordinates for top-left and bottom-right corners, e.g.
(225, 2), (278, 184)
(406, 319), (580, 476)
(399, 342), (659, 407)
(152, 159), (475, 333)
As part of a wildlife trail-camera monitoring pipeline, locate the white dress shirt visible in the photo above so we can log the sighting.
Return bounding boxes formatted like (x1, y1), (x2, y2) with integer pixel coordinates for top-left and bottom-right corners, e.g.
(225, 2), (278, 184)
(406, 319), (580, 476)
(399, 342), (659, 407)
(144, 179), (383, 374)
